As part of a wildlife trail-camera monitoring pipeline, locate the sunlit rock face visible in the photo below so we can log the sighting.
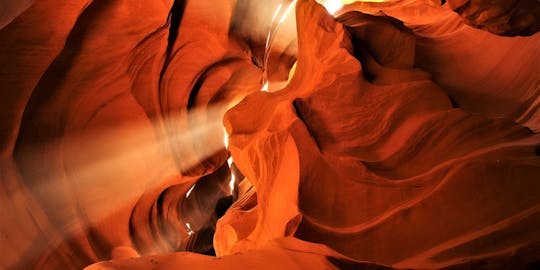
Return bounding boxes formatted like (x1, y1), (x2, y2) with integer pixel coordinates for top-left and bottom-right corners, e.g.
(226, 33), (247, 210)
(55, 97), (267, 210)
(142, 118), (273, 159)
(0, 0), (539, 269)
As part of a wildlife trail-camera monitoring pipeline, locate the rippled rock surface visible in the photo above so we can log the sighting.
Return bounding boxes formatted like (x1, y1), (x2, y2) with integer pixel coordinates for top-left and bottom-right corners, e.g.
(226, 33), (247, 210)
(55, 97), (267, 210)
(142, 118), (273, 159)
(0, 0), (539, 269)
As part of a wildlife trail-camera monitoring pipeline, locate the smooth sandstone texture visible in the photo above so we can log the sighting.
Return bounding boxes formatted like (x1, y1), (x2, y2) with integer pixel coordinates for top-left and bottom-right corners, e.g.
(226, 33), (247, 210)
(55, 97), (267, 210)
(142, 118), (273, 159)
(218, 1), (539, 269)
(85, 237), (394, 270)
(0, 0), (539, 269)
(0, 0), (260, 268)
(448, 0), (540, 36)
(342, 0), (540, 132)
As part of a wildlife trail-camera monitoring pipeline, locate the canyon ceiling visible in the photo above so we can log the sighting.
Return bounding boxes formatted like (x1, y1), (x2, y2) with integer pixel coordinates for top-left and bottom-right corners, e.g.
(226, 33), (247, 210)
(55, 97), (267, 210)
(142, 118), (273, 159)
(0, 0), (539, 269)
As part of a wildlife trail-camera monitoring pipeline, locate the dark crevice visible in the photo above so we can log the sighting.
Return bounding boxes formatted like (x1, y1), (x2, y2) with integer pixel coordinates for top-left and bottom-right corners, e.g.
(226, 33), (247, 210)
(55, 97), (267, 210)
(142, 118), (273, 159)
(158, 0), (187, 93)
(448, 95), (460, 109)
(165, 0), (187, 58)
(215, 195), (233, 218)
(155, 187), (175, 250)
(292, 98), (323, 150)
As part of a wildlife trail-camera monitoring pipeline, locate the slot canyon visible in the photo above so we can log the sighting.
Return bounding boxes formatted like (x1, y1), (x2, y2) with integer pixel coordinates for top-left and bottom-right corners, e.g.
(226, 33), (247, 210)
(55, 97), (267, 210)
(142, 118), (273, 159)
(0, 0), (539, 269)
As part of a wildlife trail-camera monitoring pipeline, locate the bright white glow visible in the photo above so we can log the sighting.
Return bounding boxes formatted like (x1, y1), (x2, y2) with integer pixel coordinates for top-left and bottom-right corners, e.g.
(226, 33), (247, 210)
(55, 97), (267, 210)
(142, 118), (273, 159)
(185, 184), (195, 198)
(261, 81), (269, 92)
(227, 156), (235, 194)
(279, 0), (297, 24)
(271, 3), (283, 25)
(229, 174), (236, 194)
(185, 223), (194, 236)
(4, 103), (232, 256)
(266, 3), (283, 52)
(322, 0), (343, 14)
(223, 127), (229, 148)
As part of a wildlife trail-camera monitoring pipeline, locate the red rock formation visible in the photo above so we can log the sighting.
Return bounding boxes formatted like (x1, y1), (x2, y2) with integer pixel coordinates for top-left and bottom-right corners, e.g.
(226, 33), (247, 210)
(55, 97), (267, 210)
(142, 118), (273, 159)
(0, 0), (539, 269)
(448, 0), (540, 36)
(87, 237), (394, 270)
(341, 0), (540, 132)
(218, 1), (540, 268)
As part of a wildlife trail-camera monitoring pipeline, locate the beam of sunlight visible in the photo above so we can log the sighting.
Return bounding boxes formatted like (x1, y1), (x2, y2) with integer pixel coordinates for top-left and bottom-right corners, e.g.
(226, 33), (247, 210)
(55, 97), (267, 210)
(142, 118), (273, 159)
(266, 3), (284, 54)
(320, 0), (343, 14)
(261, 0), (298, 91)
(223, 127), (229, 149)
(185, 184), (196, 198)
(279, 0), (298, 24)
(261, 81), (269, 92)
(227, 157), (235, 194)
(317, 0), (391, 15)
(1, 102), (233, 264)
(229, 174), (236, 195)
(185, 222), (194, 236)
(345, 0), (388, 3)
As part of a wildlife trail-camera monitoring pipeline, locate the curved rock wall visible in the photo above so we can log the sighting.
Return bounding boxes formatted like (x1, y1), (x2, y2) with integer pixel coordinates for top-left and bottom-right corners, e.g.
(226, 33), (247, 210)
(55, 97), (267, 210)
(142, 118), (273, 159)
(0, 0), (538, 269)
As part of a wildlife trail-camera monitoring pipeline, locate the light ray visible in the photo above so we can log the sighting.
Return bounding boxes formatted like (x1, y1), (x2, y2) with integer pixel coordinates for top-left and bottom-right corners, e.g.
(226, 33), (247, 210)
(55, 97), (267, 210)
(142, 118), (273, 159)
(279, 0), (298, 24)
(2, 102), (233, 262)
(185, 222), (194, 236)
(321, 0), (343, 14)
(185, 184), (196, 198)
